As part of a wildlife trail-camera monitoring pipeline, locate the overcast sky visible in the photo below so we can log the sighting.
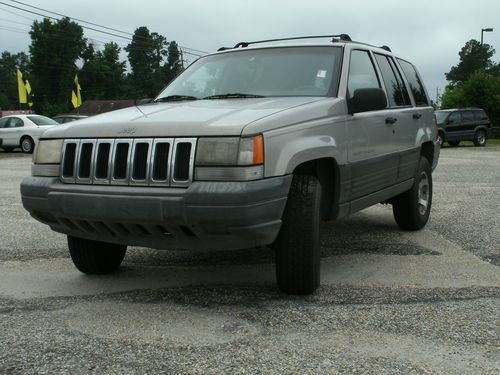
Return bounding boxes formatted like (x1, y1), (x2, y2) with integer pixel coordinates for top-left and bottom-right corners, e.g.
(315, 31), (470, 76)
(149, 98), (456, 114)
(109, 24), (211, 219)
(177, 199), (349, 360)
(1, 0), (499, 102)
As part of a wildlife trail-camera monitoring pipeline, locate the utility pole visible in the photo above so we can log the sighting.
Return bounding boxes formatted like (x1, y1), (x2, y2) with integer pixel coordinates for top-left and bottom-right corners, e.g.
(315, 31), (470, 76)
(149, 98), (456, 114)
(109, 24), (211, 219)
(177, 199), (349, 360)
(436, 87), (440, 108)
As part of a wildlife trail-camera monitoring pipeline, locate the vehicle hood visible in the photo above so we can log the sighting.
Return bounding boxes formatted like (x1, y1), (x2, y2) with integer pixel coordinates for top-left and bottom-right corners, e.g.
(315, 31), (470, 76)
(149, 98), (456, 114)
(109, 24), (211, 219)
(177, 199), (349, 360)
(42, 97), (328, 138)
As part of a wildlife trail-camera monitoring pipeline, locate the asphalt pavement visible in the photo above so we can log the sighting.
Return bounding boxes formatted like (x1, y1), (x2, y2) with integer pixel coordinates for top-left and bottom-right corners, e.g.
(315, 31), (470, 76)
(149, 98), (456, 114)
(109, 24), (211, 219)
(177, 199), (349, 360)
(0, 146), (498, 374)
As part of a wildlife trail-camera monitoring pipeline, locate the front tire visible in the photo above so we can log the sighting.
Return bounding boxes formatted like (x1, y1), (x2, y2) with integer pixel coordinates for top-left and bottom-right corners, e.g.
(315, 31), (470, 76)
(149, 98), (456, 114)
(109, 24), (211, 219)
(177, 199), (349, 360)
(68, 236), (127, 274)
(392, 158), (432, 230)
(274, 174), (321, 295)
(473, 130), (487, 147)
(21, 137), (34, 154)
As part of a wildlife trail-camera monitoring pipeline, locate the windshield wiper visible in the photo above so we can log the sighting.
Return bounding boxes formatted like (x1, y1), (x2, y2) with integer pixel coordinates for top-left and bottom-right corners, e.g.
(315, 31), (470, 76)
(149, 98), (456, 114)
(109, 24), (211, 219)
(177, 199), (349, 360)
(203, 93), (266, 99)
(154, 95), (199, 102)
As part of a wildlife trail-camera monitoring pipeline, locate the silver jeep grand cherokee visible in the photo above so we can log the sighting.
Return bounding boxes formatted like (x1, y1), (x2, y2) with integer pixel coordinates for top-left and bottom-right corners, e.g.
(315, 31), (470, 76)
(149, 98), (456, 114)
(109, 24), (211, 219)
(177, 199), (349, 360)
(21, 34), (440, 295)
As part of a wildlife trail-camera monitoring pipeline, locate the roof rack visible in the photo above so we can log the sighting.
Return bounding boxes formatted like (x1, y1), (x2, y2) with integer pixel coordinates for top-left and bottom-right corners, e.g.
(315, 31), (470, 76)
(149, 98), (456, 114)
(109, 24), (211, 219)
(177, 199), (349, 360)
(217, 35), (393, 54)
(231, 34), (352, 49)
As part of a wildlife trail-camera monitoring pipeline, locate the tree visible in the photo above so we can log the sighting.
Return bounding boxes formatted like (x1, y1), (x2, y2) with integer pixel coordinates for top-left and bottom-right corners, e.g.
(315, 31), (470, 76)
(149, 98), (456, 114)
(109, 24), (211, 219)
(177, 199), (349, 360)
(0, 51), (30, 109)
(29, 17), (86, 115)
(441, 71), (500, 127)
(80, 42), (126, 100)
(125, 27), (180, 98)
(445, 39), (495, 85)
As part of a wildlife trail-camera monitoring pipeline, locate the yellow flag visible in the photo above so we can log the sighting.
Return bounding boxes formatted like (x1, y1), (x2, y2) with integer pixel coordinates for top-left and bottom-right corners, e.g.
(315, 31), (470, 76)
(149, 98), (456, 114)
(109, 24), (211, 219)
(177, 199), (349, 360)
(17, 69), (27, 104)
(25, 80), (33, 107)
(71, 74), (82, 108)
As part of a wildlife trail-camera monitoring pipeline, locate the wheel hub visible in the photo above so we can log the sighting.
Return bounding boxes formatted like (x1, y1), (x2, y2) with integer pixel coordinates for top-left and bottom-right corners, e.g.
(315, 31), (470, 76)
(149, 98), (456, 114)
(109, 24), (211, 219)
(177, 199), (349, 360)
(418, 172), (429, 216)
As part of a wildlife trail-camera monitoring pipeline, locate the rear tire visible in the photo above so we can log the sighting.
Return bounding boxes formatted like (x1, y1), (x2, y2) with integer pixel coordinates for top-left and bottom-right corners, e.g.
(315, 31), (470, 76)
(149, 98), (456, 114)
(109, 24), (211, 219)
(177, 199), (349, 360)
(448, 140), (460, 147)
(473, 130), (487, 147)
(21, 137), (34, 154)
(437, 132), (444, 147)
(68, 236), (127, 274)
(274, 174), (321, 295)
(392, 158), (432, 230)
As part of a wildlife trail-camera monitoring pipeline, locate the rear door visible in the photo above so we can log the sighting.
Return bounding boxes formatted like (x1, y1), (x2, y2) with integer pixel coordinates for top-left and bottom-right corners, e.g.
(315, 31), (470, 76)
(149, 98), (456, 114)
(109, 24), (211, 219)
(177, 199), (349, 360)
(461, 110), (475, 139)
(1, 117), (24, 147)
(373, 53), (418, 182)
(443, 111), (462, 141)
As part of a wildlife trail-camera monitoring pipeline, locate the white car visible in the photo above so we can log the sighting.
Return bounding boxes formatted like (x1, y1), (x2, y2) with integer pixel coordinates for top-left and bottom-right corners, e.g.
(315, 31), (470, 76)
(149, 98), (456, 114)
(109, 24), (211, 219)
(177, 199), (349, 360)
(0, 114), (59, 153)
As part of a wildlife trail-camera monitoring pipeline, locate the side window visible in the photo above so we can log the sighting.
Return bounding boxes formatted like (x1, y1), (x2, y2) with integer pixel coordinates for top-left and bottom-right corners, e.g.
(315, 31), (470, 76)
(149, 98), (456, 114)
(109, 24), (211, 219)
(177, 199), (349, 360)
(0, 118), (8, 128)
(397, 59), (429, 106)
(374, 53), (411, 107)
(448, 112), (461, 124)
(13, 118), (24, 127)
(462, 111), (474, 123)
(347, 50), (380, 99)
(473, 110), (488, 121)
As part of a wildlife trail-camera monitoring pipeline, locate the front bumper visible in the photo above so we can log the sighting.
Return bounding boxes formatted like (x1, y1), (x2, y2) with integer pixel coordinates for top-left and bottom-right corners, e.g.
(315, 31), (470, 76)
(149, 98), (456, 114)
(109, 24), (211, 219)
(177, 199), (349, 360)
(21, 175), (292, 250)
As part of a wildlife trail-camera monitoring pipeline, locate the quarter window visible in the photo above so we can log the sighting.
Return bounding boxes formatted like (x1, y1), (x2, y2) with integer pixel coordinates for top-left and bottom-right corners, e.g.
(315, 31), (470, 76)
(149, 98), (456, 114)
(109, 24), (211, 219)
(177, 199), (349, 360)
(374, 54), (411, 107)
(397, 59), (429, 106)
(473, 110), (488, 121)
(347, 50), (380, 99)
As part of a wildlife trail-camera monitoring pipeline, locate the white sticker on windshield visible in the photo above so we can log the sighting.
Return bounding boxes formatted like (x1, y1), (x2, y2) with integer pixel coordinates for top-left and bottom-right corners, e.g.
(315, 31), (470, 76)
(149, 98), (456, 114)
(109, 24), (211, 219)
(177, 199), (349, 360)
(316, 70), (327, 78)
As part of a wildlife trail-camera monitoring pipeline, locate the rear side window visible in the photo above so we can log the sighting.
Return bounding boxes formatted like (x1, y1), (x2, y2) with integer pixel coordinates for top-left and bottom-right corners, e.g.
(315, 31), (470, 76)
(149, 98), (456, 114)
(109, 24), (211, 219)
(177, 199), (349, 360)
(374, 54), (411, 107)
(347, 50), (381, 99)
(462, 111), (474, 123)
(0, 118), (8, 128)
(397, 59), (429, 106)
(473, 110), (488, 121)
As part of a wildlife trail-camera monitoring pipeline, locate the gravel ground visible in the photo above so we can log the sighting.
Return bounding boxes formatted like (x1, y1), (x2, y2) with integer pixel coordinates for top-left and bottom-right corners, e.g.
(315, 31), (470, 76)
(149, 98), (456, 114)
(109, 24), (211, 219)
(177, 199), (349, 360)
(0, 147), (499, 374)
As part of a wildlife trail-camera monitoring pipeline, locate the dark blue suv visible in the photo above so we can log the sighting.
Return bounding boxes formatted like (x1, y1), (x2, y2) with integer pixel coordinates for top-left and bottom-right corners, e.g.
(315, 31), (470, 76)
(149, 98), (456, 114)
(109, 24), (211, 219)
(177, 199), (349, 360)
(436, 108), (491, 147)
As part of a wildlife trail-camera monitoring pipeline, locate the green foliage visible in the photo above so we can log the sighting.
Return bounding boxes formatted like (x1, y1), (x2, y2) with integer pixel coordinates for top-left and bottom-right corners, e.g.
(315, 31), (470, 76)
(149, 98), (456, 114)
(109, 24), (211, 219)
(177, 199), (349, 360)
(125, 27), (183, 98)
(441, 71), (500, 127)
(0, 18), (185, 114)
(80, 42), (126, 100)
(442, 39), (500, 133)
(29, 17), (86, 114)
(445, 40), (496, 85)
(0, 51), (30, 109)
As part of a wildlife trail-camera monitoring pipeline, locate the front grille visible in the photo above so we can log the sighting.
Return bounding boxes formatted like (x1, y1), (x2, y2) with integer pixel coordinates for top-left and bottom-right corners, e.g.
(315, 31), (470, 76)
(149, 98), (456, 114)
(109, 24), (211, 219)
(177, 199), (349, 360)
(60, 138), (196, 187)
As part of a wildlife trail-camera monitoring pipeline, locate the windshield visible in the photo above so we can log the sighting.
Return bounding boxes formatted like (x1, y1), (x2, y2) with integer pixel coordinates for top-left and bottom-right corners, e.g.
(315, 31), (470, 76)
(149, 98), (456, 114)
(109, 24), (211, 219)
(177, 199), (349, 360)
(156, 46), (343, 99)
(28, 115), (59, 126)
(435, 111), (449, 124)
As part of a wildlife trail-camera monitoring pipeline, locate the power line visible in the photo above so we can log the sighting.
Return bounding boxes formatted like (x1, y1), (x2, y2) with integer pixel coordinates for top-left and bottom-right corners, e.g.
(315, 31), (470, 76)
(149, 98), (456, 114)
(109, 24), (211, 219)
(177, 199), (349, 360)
(2, 0), (208, 56)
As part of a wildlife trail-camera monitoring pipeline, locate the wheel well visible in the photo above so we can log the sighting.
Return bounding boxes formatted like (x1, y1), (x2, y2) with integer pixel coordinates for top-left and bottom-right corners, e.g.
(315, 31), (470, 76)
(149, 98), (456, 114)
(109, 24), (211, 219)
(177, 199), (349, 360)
(420, 141), (434, 166)
(20, 135), (33, 142)
(293, 158), (339, 220)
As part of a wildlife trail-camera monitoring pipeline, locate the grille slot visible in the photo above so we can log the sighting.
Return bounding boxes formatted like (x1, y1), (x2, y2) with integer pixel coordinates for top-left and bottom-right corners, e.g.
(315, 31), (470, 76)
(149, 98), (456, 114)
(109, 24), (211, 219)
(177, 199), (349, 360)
(152, 142), (170, 181)
(60, 137), (195, 187)
(132, 143), (149, 180)
(95, 143), (111, 179)
(78, 143), (93, 179)
(174, 142), (192, 181)
(113, 143), (130, 180)
(62, 142), (77, 179)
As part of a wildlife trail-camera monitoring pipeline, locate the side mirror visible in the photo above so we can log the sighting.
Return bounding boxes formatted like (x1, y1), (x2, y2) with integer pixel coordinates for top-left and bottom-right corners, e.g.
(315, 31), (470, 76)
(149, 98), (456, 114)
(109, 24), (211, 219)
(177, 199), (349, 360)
(349, 88), (387, 114)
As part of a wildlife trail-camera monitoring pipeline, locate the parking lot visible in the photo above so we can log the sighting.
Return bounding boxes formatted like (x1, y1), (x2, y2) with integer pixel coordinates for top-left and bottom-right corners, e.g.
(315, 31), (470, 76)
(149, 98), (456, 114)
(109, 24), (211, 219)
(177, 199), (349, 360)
(0, 146), (499, 373)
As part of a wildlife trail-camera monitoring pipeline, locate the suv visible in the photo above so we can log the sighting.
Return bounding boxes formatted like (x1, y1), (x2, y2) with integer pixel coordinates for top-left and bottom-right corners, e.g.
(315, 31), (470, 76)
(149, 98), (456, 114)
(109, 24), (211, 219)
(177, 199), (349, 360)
(21, 35), (440, 295)
(435, 108), (491, 147)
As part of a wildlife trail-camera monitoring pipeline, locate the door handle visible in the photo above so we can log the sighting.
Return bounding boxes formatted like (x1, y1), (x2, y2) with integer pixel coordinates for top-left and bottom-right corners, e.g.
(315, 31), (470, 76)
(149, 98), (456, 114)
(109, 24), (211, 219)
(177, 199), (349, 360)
(385, 117), (398, 124)
(413, 113), (422, 120)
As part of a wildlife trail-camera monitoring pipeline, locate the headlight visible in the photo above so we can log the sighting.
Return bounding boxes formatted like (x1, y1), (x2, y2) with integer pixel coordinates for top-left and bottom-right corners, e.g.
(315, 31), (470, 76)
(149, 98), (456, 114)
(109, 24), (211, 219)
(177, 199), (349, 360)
(32, 139), (63, 177)
(195, 135), (264, 181)
(34, 139), (63, 164)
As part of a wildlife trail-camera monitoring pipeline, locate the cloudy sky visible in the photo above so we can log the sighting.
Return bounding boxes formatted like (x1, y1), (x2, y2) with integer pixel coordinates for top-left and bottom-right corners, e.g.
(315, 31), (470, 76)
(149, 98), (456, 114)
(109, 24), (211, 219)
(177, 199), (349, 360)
(1, 0), (499, 102)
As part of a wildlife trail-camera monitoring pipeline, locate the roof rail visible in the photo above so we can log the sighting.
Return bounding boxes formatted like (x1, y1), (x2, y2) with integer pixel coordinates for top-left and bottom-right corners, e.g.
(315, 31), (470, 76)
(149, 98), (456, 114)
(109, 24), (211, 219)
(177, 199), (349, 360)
(231, 34), (352, 49)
